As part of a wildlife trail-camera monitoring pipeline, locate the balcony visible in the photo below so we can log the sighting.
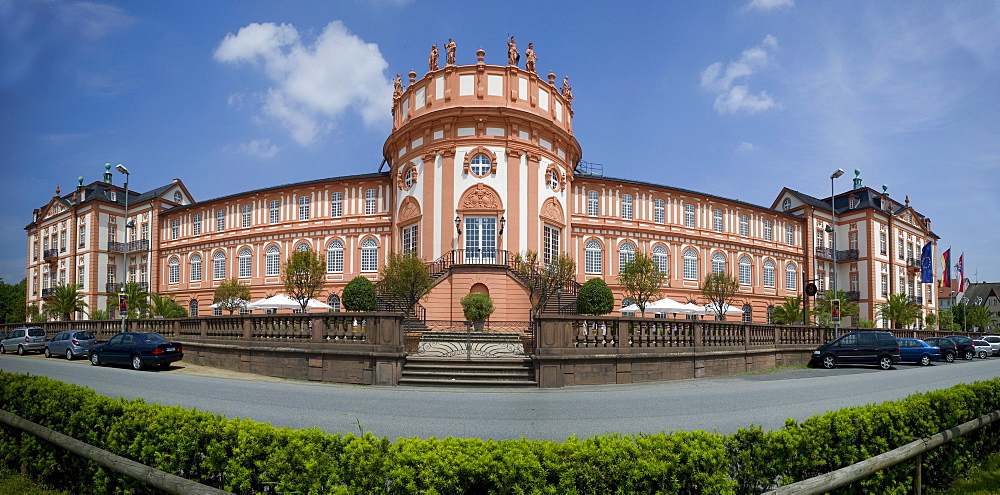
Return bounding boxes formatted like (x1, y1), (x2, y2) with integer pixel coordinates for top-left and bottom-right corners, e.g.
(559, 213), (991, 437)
(107, 239), (150, 254)
(41, 287), (55, 298)
(836, 249), (859, 261)
(910, 296), (924, 306)
(814, 247), (834, 260)
(43, 248), (58, 260)
(845, 291), (860, 302)
(906, 257), (921, 271)
(106, 283), (123, 293)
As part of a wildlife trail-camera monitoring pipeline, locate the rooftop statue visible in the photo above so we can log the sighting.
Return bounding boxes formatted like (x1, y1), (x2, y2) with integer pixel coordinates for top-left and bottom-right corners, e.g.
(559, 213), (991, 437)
(525, 42), (537, 73)
(507, 36), (519, 66)
(561, 76), (573, 104)
(445, 38), (457, 65)
(392, 74), (402, 101)
(428, 44), (439, 71)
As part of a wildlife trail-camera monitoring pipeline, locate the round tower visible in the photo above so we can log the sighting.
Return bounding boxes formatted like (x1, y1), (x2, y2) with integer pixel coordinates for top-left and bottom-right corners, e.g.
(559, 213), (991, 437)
(382, 41), (581, 320)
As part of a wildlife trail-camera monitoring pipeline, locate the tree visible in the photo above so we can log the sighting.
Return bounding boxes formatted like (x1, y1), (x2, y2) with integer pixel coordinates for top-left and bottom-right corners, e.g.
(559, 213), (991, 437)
(966, 305), (994, 332)
(89, 309), (109, 320)
(282, 249), (327, 312)
(700, 272), (741, 320)
(811, 290), (860, 325)
(617, 252), (667, 317)
(938, 308), (956, 331)
(512, 250), (577, 320)
(343, 276), (376, 311)
(856, 319), (876, 328)
(149, 293), (188, 318)
(576, 278), (615, 316)
(213, 278), (250, 315)
(42, 283), (88, 321)
(924, 311), (937, 330)
(876, 293), (921, 329)
(951, 303), (969, 331)
(771, 297), (804, 325)
(460, 293), (495, 322)
(378, 251), (433, 316)
(0, 277), (27, 323)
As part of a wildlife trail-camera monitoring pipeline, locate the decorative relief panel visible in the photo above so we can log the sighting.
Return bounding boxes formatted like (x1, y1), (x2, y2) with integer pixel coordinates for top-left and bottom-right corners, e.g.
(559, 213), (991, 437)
(458, 183), (503, 212)
(397, 196), (422, 224)
(540, 198), (565, 226)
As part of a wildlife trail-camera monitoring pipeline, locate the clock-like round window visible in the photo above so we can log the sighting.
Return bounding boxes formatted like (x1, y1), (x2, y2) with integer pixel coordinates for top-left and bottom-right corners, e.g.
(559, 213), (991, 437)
(782, 198), (791, 211)
(469, 154), (492, 177)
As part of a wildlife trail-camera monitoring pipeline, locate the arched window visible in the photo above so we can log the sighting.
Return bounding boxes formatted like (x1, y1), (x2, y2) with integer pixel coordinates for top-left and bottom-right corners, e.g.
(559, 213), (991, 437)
(763, 259), (775, 287)
(766, 305), (774, 324)
(361, 238), (378, 272)
(587, 190), (599, 216)
(652, 245), (668, 274)
(785, 263), (798, 290)
(742, 304), (752, 323)
(213, 251), (226, 280)
(618, 242), (636, 273)
(168, 257), (179, 284)
(265, 245), (280, 276)
(712, 252), (727, 274)
(327, 240), (344, 273)
(190, 254), (202, 282)
(327, 294), (341, 312)
(548, 169), (560, 190)
(189, 299), (199, 317)
(238, 248), (252, 278)
(622, 297), (634, 308)
(683, 249), (698, 279)
(404, 169), (414, 188)
(470, 154), (491, 176)
(295, 242), (310, 251)
(739, 256), (752, 285)
(584, 240), (602, 274)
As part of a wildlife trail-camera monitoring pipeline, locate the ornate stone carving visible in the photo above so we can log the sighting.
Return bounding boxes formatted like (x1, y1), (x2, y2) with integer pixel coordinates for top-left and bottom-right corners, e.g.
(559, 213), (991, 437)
(445, 38), (457, 65)
(397, 196), (421, 224)
(525, 43), (537, 73)
(507, 36), (519, 66)
(428, 44), (439, 71)
(540, 198), (565, 226)
(392, 74), (402, 101)
(561, 76), (572, 104)
(459, 184), (503, 212)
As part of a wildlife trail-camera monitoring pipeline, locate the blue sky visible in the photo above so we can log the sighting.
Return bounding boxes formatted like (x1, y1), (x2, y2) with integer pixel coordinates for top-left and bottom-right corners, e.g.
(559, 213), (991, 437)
(2, 0), (998, 286)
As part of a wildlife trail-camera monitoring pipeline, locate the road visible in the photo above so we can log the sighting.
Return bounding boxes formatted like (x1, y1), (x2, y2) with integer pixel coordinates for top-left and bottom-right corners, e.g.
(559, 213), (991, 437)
(3, 353), (1000, 441)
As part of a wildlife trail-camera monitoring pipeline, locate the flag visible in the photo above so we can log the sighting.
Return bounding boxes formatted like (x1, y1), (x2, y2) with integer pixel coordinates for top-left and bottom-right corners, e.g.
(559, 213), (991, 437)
(957, 253), (965, 292)
(941, 249), (951, 287)
(920, 241), (933, 283)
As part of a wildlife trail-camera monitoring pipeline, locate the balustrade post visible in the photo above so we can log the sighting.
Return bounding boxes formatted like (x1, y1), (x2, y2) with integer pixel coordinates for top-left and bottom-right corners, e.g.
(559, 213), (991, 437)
(693, 322), (703, 347)
(774, 325), (781, 346)
(199, 318), (208, 339)
(242, 317), (252, 339)
(744, 324), (751, 347)
(311, 317), (324, 341)
(173, 320), (181, 338)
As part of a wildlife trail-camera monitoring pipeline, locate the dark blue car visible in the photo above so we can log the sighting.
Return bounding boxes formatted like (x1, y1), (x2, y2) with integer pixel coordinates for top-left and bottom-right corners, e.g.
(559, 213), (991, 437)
(88, 332), (183, 371)
(897, 338), (941, 366)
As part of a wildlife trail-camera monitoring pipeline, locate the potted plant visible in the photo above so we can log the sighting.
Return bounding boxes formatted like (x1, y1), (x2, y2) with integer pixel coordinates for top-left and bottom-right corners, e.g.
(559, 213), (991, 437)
(461, 292), (494, 331)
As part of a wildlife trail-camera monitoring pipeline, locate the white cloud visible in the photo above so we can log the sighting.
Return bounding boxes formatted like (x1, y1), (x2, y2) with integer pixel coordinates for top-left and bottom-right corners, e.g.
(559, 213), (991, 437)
(744, 0), (794, 11)
(700, 35), (779, 114)
(227, 139), (281, 159)
(214, 21), (392, 146)
(736, 141), (756, 152)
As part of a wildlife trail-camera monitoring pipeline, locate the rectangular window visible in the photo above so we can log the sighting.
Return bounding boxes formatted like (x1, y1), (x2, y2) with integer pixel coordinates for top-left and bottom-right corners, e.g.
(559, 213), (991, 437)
(739, 215), (748, 236)
(269, 200), (280, 224)
(214, 256), (226, 280)
(107, 226), (115, 245)
(168, 262), (178, 284)
(587, 191), (599, 217)
(849, 231), (858, 251)
(786, 225), (794, 246)
(365, 189), (377, 215)
(653, 199), (664, 223)
(764, 220), (773, 241)
(543, 225), (560, 266)
(193, 214), (201, 235)
(331, 192), (343, 217)
(906, 243), (914, 262)
(713, 209), (723, 232)
(881, 274), (888, 297)
(817, 272), (825, 291)
(402, 224), (418, 254)
(78, 225), (85, 247)
(52, 233), (58, 252)
(621, 194), (633, 220)
(171, 220), (179, 240)
(107, 266), (115, 284)
(816, 230), (824, 249)
(299, 196), (310, 220)
(216, 209), (225, 231)
(141, 223), (149, 240)
(60, 230), (67, 251)
(684, 204), (695, 228)
(879, 232), (887, 255)
(908, 279), (915, 299)
(78, 266), (85, 288)
(899, 277), (906, 295)
(242, 205), (252, 228)
(33, 237), (39, 260)
(191, 258), (202, 282)
(850, 273), (859, 293)
(782, 265), (793, 289)
(897, 238), (904, 259)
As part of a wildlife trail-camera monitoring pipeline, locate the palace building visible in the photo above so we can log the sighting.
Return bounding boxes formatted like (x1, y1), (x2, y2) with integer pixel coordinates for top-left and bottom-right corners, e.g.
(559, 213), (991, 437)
(24, 41), (940, 327)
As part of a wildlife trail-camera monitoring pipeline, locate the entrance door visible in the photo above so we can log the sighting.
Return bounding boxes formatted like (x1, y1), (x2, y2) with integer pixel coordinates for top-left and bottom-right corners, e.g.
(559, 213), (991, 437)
(464, 216), (497, 263)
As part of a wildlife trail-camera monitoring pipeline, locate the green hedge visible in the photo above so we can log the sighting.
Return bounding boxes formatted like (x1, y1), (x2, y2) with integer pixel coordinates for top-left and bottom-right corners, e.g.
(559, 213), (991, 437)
(2, 371), (999, 494)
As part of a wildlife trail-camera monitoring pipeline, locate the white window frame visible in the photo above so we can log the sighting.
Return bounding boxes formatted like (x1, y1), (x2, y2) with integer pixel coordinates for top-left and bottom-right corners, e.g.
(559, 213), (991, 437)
(190, 254), (202, 282)
(216, 209), (225, 232)
(764, 220), (773, 241)
(621, 194), (633, 220)
(326, 241), (343, 273)
(785, 225), (794, 246)
(739, 256), (752, 285)
(763, 260), (775, 287)
(587, 191), (599, 217)
(238, 248), (252, 278)
(543, 225), (561, 266)
(265, 245), (281, 276)
(269, 200), (280, 224)
(299, 196), (310, 221)
(242, 205), (252, 228)
(684, 204), (695, 228)
(213, 251), (226, 280)
(653, 245), (668, 275)
(654, 199), (665, 224)
(584, 240), (602, 274)
(361, 238), (378, 272)
(711, 252), (726, 274)
(402, 224), (418, 254)
(682, 249), (698, 280)
(331, 192), (343, 217)
(365, 189), (377, 215)
(168, 257), (179, 284)
(170, 219), (179, 240)
(739, 215), (748, 236)
(785, 263), (797, 290)
(619, 242), (636, 274)
(713, 209), (723, 233)
(193, 214), (201, 235)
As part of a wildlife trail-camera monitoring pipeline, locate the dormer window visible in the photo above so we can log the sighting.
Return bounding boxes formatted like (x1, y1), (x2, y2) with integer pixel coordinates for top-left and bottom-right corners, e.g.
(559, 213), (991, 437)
(110, 191), (117, 202)
(848, 196), (859, 209)
(782, 198), (791, 211)
(174, 192), (182, 203)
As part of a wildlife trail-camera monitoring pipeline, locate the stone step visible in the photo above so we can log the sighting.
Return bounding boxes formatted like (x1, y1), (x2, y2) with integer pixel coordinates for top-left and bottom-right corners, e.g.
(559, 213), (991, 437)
(401, 356), (536, 387)
(398, 377), (538, 387)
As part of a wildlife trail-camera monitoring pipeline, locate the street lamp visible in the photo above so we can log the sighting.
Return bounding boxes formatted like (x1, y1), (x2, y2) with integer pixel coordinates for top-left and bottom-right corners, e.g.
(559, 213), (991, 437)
(830, 168), (844, 337)
(116, 164), (131, 334)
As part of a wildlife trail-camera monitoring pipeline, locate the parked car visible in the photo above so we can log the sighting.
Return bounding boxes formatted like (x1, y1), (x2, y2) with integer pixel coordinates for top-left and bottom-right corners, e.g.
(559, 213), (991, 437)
(0, 327), (47, 355)
(923, 337), (958, 363)
(88, 332), (183, 370)
(945, 335), (977, 360)
(897, 338), (941, 366)
(44, 330), (97, 360)
(972, 339), (992, 359)
(811, 330), (901, 370)
(981, 335), (1000, 356)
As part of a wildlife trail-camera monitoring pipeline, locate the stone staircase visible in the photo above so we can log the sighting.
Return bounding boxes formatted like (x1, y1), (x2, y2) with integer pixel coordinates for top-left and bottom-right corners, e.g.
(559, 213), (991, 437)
(400, 356), (536, 387)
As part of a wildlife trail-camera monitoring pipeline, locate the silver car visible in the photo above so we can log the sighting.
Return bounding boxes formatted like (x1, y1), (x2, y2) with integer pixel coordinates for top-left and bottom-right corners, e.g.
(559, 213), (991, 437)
(981, 335), (1000, 356)
(44, 330), (97, 360)
(0, 327), (47, 355)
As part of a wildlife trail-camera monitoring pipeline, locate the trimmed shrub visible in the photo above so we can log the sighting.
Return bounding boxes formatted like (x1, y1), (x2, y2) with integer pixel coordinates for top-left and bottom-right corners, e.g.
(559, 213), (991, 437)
(342, 276), (376, 312)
